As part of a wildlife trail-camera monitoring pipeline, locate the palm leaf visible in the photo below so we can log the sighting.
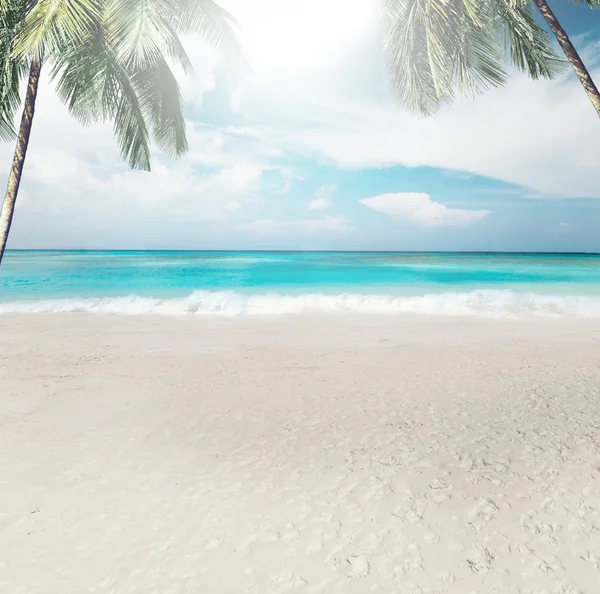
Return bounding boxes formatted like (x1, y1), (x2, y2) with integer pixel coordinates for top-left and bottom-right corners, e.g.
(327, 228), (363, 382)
(5, 0), (242, 170)
(0, 0), (30, 140)
(12, 0), (103, 61)
(51, 7), (187, 166)
(383, 0), (564, 116)
(495, 0), (566, 79)
(383, 0), (508, 116)
(106, 47), (152, 170)
(166, 0), (243, 59)
(569, 0), (600, 7)
(131, 56), (188, 157)
(51, 27), (152, 169)
(104, 0), (192, 72)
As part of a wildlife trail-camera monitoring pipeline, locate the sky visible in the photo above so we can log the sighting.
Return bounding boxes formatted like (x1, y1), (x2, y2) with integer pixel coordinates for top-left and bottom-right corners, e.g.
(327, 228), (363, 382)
(1, 0), (600, 252)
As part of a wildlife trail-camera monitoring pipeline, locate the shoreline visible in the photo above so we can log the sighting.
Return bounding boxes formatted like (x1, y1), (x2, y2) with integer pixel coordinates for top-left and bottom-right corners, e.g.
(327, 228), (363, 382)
(5, 310), (600, 335)
(2, 314), (600, 593)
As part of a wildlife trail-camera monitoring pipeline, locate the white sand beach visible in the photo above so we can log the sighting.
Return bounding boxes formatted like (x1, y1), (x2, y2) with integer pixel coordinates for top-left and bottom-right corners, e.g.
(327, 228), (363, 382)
(2, 314), (600, 594)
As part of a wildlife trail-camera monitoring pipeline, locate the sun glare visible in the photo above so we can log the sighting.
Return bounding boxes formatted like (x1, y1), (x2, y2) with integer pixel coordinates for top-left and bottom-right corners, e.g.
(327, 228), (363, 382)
(234, 0), (378, 74)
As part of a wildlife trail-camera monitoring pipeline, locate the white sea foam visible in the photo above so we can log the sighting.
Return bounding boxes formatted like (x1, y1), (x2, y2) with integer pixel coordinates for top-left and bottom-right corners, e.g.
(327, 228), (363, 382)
(2, 290), (600, 318)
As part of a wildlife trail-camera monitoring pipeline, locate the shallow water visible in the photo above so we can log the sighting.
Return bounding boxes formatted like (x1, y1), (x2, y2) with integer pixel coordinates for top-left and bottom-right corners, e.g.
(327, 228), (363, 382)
(2, 251), (600, 317)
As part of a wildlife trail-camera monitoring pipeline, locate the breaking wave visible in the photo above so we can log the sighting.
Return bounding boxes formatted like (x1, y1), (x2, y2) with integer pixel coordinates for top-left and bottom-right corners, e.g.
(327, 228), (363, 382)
(1, 290), (600, 318)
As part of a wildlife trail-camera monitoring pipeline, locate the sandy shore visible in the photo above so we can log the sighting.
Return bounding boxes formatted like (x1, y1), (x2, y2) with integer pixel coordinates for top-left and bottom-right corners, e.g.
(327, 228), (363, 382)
(1, 314), (600, 594)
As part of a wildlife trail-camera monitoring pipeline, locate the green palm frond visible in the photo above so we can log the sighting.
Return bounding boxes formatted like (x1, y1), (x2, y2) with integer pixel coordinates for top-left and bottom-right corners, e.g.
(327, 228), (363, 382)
(383, 0), (565, 116)
(569, 0), (600, 8)
(104, 0), (192, 73)
(383, 0), (441, 116)
(0, 0), (29, 141)
(3, 0), (242, 169)
(48, 0), (232, 168)
(451, 1), (507, 96)
(383, 0), (507, 116)
(50, 22), (114, 126)
(496, 0), (566, 78)
(12, 0), (103, 61)
(51, 26), (153, 170)
(167, 0), (243, 59)
(131, 56), (188, 158)
(108, 51), (153, 171)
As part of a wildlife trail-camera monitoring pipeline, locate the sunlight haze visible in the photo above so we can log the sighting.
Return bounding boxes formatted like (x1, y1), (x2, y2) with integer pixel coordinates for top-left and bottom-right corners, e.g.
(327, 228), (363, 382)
(232, 0), (378, 73)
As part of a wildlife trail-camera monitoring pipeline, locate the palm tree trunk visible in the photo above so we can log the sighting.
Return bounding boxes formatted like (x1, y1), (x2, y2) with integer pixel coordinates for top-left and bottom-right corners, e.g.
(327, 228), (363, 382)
(532, 0), (600, 118)
(0, 60), (42, 267)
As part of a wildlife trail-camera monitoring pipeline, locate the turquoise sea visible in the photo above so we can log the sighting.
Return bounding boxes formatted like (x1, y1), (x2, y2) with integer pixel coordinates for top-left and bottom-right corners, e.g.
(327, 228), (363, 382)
(1, 250), (600, 317)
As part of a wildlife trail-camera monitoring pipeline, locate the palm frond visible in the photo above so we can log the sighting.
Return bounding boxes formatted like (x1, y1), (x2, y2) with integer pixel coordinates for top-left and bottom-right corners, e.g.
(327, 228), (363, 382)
(451, 7), (507, 97)
(49, 23), (111, 126)
(568, 0), (600, 8)
(383, 0), (507, 116)
(12, 0), (103, 61)
(452, 0), (508, 94)
(0, 0), (29, 141)
(104, 0), (192, 73)
(383, 0), (566, 116)
(495, 0), (566, 79)
(107, 48), (153, 170)
(131, 56), (188, 157)
(383, 0), (447, 116)
(50, 28), (152, 169)
(6, 0), (242, 170)
(51, 14), (188, 166)
(166, 0), (243, 60)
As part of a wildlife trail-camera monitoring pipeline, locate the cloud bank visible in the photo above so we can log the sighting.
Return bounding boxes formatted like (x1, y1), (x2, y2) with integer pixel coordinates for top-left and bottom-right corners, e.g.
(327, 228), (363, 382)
(360, 193), (491, 227)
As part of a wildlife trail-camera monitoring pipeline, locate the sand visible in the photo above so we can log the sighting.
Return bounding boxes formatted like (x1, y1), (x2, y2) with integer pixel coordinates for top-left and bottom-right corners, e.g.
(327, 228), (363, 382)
(1, 313), (600, 594)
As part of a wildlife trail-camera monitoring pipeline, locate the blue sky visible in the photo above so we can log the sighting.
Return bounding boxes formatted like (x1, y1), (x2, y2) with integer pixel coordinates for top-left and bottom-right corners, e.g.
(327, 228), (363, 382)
(2, 0), (600, 252)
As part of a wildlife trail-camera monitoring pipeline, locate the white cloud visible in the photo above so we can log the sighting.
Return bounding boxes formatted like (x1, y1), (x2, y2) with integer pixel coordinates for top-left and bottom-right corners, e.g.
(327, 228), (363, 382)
(214, 164), (263, 193)
(102, 160), (263, 215)
(0, 75), (271, 227)
(309, 184), (337, 210)
(360, 192), (491, 227)
(240, 216), (351, 235)
(224, 16), (600, 200)
(276, 69), (600, 199)
(309, 197), (330, 210)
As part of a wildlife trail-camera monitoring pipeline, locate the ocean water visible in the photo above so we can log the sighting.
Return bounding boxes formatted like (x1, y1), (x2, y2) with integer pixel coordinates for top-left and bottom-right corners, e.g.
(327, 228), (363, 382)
(1, 250), (600, 317)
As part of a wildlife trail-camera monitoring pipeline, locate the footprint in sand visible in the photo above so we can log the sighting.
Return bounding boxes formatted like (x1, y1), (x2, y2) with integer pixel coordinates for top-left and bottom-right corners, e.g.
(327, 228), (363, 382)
(340, 554), (370, 578)
(438, 570), (456, 585)
(268, 573), (307, 589)
(306, 540), (323, 555)
(468, 498), (500, 532)
(466, 545), (495, 573)
(205, 537), (221, 550)
(280, 523), (300, 541)
(237, 534), (258, 556)
(404, 543), (424, 572)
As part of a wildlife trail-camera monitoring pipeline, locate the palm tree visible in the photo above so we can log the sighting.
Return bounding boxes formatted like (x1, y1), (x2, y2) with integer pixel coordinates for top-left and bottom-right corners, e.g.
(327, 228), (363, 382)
(0, 0), (241, 266)
(383, 0), (600, 117)
(533, 0), (600, 115)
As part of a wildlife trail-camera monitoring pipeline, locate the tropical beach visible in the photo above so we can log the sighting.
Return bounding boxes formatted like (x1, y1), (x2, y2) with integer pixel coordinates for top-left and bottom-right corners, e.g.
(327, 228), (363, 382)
(2, 0), (600, 592)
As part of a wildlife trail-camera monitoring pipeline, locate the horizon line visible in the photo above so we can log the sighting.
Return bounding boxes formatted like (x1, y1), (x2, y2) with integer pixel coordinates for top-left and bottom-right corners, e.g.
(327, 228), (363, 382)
(6, 249), (600, 256)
